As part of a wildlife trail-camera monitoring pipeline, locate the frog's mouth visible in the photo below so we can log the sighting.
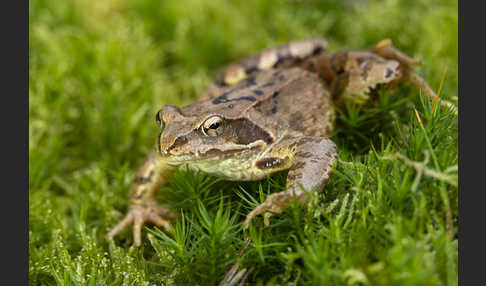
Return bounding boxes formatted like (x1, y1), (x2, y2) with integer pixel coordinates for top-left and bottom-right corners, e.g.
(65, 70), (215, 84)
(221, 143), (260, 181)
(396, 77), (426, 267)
(160, 143), (265, 166)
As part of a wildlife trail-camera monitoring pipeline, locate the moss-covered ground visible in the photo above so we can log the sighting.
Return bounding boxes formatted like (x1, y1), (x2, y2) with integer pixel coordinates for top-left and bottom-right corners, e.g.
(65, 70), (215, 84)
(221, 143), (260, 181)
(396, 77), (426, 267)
(29, 0), (457, 285)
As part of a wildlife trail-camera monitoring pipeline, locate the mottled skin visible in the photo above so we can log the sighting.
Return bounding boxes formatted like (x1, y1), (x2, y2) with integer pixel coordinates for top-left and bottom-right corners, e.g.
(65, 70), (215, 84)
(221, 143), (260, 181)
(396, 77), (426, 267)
(107, 38), (445, 246)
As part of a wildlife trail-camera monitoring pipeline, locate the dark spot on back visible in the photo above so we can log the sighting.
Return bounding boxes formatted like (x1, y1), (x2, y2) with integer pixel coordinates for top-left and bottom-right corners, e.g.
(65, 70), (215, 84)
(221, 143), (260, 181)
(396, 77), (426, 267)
(271, 105), (278, 114)
(272, 91), (280, 98)
(274, 52), (289, 66)
(385, 68), (393, 78)
(212, 95), (228, 104)
(244, 77), (257, 87)
(212, 91), (232, 104)
(245, 66), (258, 74)
(262, 82), (275, 88)
(212, 93), (256, 105)
(253, 89), (264, 96)
(239, 96), (257, 102)
(289, 112), (304, 131)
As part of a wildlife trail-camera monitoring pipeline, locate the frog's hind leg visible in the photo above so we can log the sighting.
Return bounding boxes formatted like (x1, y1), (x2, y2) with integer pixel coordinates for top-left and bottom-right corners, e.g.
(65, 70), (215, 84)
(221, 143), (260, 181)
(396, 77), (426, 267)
(324, 48), (405, 106)
(371, 39), (422, 67)
(199, 38), (328, 100)
(106, 151), (178, 246)
(320, 39), (455, 112)
(244, 136), (337, 228)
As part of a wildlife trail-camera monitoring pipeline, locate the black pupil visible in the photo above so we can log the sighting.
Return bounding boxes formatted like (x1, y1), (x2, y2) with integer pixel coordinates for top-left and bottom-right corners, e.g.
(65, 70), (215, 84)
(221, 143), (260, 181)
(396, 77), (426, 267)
(209, 122), (220, 129)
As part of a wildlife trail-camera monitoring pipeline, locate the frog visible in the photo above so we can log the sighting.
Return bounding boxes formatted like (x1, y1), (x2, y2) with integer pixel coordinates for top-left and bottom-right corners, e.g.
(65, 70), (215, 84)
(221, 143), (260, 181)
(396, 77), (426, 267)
(106, 38), (448, 246)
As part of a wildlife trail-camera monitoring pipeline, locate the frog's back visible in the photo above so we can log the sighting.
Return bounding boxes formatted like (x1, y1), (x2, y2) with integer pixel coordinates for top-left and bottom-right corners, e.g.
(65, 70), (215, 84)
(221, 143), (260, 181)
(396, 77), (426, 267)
(193, 67), (334, 140)
(248, 68), (334, 138)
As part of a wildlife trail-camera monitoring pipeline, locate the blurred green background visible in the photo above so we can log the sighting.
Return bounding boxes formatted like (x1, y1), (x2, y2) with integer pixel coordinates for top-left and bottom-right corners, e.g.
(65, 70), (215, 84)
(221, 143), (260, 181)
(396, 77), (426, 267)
(29, 0), (457, 285)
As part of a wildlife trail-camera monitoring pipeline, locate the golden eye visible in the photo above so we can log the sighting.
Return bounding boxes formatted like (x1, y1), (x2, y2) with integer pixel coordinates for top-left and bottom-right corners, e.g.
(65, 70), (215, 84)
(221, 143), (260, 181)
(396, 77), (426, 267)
(155, 110), (165, 131)
(201, 115), (225, 137)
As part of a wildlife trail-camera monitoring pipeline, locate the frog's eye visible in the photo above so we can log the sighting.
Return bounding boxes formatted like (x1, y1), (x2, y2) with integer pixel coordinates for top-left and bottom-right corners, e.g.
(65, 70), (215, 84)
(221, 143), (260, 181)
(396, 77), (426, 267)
(155, 110), (165, 131)
(201, 115), (225, 137)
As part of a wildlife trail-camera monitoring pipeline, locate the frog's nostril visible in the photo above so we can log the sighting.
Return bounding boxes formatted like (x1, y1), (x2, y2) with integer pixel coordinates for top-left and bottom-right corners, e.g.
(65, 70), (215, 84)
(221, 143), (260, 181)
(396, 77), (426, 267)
(174, 136), (188, 147)
(166, 136), (188, 154)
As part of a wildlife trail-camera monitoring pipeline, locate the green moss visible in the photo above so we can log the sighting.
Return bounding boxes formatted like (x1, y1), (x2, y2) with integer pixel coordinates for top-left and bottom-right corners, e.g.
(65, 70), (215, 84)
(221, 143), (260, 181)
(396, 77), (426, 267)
(30, 0), (457, 285)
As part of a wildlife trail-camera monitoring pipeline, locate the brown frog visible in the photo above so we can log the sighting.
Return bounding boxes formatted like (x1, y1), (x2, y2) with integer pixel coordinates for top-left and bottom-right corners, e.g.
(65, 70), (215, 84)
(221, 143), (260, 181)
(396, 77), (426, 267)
(106, 38), (450, 246)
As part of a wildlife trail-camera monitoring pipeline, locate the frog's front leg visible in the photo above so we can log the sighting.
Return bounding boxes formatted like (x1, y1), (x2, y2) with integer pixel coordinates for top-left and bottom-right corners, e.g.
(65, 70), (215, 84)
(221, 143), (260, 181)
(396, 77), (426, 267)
(244, 136), (337, 228)
(106, 151), (178, 246)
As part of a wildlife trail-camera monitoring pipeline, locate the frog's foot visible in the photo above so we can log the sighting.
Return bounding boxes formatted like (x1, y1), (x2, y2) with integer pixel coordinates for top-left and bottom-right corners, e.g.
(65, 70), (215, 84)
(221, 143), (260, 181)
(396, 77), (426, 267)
(244, 191), (293, 229)
(106, 199), (176, 246)
(407, 70), (457, 113)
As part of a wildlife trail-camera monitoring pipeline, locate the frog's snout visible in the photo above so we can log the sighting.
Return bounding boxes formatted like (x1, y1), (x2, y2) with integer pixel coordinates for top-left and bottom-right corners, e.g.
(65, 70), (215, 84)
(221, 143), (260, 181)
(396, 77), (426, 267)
(158, 128), (190, 158)
(156, 104), (195, 157)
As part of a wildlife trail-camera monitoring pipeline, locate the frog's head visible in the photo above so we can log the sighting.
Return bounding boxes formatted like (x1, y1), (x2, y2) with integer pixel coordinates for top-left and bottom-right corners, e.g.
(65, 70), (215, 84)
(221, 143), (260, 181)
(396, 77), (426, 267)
(155, 103), (272, 166)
